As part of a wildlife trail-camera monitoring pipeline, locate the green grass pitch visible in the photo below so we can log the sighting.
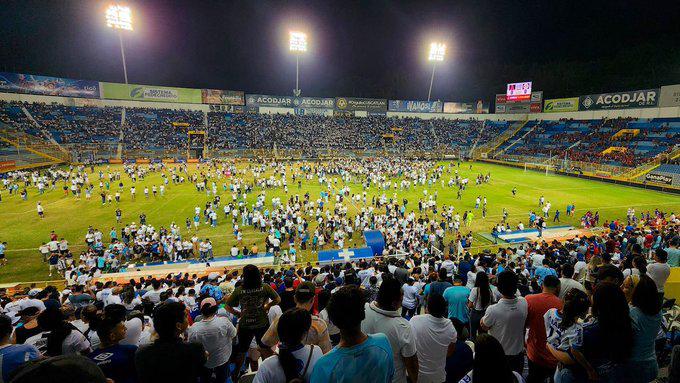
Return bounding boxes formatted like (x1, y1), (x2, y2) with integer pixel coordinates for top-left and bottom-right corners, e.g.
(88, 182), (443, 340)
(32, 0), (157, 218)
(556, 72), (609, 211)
(0, 161), (678, 283)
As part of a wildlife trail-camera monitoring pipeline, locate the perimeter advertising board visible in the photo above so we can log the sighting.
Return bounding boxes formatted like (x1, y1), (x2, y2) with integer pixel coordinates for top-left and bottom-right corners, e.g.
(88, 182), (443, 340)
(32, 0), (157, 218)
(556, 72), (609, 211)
(660, 85), (680, 107)
(443, 101), (490, 114)
(335, 97), (387, 112)
(543, 97), (579, 113)
(579, 89), (659, 110)
(100, 82), (202, 103)
(201, 89), (245, 105)
(388, 100), (443, 113)
(0, 72), (100, 98)
(645, 172), (673, 185)
(246, 94), (335, 109)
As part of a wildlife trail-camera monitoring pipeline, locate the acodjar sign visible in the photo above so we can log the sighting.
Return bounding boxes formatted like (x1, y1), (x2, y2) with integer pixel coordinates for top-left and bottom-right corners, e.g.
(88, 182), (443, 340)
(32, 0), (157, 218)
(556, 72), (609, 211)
(579, 89), (659, 110)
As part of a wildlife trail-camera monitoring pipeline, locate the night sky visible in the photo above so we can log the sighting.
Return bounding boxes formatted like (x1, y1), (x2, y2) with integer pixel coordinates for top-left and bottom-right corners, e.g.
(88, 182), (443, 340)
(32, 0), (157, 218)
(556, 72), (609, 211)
(1, 0), (679, 102)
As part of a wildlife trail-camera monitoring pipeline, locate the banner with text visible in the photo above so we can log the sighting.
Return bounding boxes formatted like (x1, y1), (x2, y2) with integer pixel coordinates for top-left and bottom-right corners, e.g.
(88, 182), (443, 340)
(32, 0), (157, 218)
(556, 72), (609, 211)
(100, 82), (202, 103)
(388, 100), (443, 113)
(335, 97), (387, 112)
(0, 72), (100, 98)
(645, 172), (673, 185)
(246, 94), (335, 109)
(201, 89), (245, 105)
(660, 84), (680, 107)
(543, 97), (579, 113)
(443, 101), (490, 114)
(579, 89), (659, 110)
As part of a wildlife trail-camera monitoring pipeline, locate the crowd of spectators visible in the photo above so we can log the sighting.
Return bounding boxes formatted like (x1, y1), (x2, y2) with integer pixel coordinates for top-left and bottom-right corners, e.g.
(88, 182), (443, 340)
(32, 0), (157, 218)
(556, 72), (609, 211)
(0, 206), (678, 383)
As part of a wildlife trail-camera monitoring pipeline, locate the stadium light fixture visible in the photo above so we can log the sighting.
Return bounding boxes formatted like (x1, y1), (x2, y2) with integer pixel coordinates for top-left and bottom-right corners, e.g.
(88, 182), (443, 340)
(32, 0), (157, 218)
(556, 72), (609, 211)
(427, 42), (446, 101)
(106, 5), (133, 85)
(106, 5), (133, 31)
(289, 31), (307, 96)
(289, 31), (307, 52)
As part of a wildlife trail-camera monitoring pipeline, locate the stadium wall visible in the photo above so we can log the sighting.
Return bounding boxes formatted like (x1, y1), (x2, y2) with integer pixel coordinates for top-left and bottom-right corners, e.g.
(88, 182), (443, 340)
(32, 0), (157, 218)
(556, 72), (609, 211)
(0, 92), (208, 112)
(1, 91), (679, 120)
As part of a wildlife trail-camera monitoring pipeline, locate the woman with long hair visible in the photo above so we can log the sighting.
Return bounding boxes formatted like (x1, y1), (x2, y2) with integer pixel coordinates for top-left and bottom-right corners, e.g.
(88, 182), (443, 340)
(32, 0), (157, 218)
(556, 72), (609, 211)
(554, 282), (633, 383)
(622, 256), (647, 302)
(627, 275), (663, 383)
(467, 271), (494, 339)
(254, 308), (322, 383)
(461, 333), (523, 382)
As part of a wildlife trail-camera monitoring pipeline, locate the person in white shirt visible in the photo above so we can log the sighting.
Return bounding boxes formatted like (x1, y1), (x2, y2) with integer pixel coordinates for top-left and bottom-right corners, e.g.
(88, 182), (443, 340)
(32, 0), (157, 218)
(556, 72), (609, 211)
(411, 294), (457, 383)
(647, 248), (671, 303)
(361, 278), (419, 383)
(188, 297), (237, 383)
(558, 264), (586, 300)
(401, 278), (420, 319)
(480, 270), (528, 374)
(254, 308), (322, 383)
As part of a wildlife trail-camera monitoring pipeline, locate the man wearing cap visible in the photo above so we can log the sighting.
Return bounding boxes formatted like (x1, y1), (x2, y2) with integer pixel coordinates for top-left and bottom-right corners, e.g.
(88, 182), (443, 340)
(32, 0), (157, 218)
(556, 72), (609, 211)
(261, 281), (332, 356)
(188, 297), (237, 383)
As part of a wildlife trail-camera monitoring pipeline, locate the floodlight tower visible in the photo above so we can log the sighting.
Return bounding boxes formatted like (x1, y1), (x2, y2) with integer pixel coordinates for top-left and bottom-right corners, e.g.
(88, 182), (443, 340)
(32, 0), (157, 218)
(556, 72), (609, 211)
(106, 4), (133, 85)
(427, 42), (446, 101)
(289, 31), (307, 97)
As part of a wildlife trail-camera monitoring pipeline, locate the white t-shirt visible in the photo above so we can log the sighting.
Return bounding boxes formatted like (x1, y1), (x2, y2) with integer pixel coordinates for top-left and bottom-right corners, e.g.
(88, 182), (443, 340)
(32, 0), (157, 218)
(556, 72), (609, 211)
(410, 314), (457, 383)
(468, 287), (496, 311)
(188, 316), (237, 368)
(361, 302), (417, 383)
(647, 262), (671, 293)
(121, 317), (143, 346)
(481, 297), (528, 355)
(253, 344), (322, 383)
(402, 284), (420, 310)
(26, 329), (91, 356)
(544, 308), (583, 352)
(558, 278), (586, 300)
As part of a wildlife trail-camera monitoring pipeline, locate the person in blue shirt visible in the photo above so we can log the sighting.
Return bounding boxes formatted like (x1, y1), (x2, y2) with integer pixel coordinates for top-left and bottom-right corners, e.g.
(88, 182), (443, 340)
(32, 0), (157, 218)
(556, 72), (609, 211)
(534, 259), (557, 286)
(88, 316), (138, 383)
(442, 276), (471, 324)
(311, 285), (394, 383)
(0, 314), (41, 382)
(0, 241), (7, 266)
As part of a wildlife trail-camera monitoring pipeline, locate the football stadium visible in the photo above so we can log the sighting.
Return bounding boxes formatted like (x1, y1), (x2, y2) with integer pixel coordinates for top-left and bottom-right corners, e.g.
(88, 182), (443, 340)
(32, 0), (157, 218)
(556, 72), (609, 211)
(0, 2), (679, 383)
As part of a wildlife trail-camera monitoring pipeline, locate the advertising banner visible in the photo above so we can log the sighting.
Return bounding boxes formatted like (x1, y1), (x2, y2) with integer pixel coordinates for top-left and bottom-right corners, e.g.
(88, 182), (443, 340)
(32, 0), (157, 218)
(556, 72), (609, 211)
(201, 89), (245, 105)
(660, 84), (680, 107)
(579, 89), (659, 110)
(443, 102), (474, 114)
(388, 100), (443, 113)
(246, 94), (335, 109)
(335, 97), (387, 112)
(531, 91), (543, 103)
(0, 72), (100, 98)
(443, 101), (490, 114)
(543, 97), (579, 113)
(100, 82), (202, 103)
(645, 172), (673, 185)
(495, 104), (507, 113)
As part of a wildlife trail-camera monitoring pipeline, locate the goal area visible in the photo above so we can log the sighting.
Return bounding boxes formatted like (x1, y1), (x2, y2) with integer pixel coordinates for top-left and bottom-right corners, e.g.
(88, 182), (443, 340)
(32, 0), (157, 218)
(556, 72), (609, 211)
(524, 162), (556, 175)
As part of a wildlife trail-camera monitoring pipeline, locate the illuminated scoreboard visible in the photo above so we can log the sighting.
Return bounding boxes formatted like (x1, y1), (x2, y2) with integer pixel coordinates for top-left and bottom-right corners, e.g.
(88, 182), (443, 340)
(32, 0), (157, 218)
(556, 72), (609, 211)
(506, 81), (532, 102)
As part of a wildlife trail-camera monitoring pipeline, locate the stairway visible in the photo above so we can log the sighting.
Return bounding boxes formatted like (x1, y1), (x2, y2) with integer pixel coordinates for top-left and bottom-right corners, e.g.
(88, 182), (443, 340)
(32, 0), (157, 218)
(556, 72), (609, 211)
(0, 126), (70, 164)
(21, 106), (70, 156)
(116, 107), (126, 159)
(619, 145), (680, 180)
(493, 120), (537, 158)
(477, 119), (528, 158)
(468, 121), (486, 157)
